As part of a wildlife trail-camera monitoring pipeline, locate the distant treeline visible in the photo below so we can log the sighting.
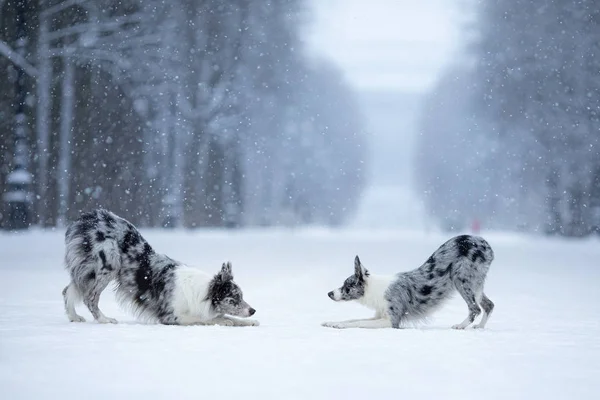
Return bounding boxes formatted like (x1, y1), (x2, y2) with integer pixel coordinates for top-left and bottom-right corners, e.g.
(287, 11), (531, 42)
(416, 0), (600, 236)
(0, 0), (366, 229)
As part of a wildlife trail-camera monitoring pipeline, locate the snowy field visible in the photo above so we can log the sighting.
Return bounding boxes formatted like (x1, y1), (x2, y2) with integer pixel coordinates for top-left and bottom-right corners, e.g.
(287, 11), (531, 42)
(1, 228), (599, 399)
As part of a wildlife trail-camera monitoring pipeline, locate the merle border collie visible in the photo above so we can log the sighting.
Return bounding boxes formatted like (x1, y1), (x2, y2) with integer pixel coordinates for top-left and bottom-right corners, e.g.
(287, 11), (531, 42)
(62, 209), (258, 326)
(323, 235), (495, 329)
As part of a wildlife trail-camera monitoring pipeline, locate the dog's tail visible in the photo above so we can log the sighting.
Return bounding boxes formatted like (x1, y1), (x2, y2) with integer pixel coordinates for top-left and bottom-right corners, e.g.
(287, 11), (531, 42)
(481, 238), (495, 264)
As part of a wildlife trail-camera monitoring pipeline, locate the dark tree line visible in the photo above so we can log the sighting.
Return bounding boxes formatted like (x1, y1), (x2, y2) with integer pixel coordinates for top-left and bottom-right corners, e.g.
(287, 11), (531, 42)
(415, 0), (600, 236)
(0, 0), (367, 229)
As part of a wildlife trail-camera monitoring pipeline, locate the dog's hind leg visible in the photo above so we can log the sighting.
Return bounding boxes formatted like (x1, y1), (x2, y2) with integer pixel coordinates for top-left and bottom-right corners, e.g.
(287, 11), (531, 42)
(452, 278), (481, 330)
(474, 293), (494, 329)
(81, 271), (117, 324)
(63, 283), (86, 322)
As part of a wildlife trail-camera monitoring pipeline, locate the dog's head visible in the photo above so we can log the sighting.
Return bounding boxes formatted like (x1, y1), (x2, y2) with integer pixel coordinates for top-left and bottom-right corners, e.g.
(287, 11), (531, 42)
(328, 255), (369, 301)
(208, 262), (256, 317)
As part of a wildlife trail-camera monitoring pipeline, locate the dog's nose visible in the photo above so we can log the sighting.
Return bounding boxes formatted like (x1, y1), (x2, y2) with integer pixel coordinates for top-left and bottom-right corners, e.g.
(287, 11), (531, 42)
(328, 291), (334, 299)
(248, 308), (256, 316)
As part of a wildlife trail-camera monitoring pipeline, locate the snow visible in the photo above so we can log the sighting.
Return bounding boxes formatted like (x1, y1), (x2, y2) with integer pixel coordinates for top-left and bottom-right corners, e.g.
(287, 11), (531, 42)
(2, 190), (29, 202)
(6, 169), (32, 185)
(1, 228), (599, 399)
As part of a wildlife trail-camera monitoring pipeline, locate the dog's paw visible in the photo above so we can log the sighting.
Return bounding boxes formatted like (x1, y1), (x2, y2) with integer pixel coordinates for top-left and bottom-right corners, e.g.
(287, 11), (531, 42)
(322, 321), (347, 329)
(451, 324), (466, 330)
(217, 319), (235, 327)
(244, 319), (260, 327)
(69, 315), (86, 323)
(97, 316), (118, 324)
(472, 324), (485, 330)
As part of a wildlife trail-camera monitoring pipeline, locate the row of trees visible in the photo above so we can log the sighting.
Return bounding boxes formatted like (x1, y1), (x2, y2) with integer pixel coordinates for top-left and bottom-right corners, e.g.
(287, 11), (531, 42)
(0, 0), (367, 229)
(415, 0), (600, 236)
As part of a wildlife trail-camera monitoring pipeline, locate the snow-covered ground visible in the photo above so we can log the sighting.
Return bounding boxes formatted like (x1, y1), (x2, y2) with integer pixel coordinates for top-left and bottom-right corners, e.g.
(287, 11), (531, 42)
(1, 228), (599, 399)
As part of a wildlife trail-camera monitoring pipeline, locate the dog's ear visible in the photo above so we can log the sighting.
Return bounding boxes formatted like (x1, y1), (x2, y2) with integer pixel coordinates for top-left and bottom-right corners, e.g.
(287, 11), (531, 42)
(219, 261), (233, 281)
(354, 255), (369, 279)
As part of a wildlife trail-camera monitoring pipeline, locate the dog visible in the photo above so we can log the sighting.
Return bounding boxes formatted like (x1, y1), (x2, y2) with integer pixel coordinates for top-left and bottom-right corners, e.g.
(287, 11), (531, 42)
(62, 209), (259, 326)
(322, 235), (495, 329)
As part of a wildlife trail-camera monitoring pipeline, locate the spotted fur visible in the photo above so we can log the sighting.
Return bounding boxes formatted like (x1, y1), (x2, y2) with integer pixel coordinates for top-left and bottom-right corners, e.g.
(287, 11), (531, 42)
(323, 235), (495, 329)
(62, 209), (258, 326)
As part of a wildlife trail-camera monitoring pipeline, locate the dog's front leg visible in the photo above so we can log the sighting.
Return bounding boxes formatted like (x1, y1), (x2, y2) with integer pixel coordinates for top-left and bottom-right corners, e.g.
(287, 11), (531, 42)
(321, 313), (381, 328)
(175, 314), (256, 326)
(176, 315), (213, 326)
(218, 316), (260, 327)
(203, 316), (259, 327)
(322, 318), (391, 329)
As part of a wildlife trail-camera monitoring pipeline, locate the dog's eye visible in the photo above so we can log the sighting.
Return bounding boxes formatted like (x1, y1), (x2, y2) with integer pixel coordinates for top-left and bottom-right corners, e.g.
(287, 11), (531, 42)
(344, 287), (350, 294)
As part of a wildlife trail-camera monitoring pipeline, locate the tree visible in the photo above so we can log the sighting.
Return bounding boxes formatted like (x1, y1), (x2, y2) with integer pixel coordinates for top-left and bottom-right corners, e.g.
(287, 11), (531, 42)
(417, 0), (600, 236)
(0, 0), (368, 229)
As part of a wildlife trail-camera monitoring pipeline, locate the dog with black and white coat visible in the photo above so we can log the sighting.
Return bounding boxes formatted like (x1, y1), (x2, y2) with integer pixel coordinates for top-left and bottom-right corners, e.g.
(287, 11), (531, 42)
(322, 235), (495, 329)
(62, 209), (259, 326)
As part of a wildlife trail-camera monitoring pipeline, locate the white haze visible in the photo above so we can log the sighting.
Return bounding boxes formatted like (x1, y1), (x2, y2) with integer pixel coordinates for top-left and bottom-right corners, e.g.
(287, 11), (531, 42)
(306, 0), (462, 228)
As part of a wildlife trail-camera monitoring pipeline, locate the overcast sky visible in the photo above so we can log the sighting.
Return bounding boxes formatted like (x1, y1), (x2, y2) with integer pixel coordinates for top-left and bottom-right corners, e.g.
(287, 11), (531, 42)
(305, 0), (462, 92)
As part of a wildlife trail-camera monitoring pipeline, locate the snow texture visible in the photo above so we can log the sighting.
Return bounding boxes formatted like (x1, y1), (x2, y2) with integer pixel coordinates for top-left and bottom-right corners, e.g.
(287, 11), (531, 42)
(5, 169), (32, 185)
(2, 190), (29, 202)
(1, 229), (599, 399)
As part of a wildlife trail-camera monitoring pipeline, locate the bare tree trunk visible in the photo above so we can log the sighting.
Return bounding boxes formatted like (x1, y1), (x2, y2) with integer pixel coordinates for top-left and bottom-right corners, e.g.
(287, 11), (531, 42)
(545, 166), (562, 235)
(171, 90), (187, 226)
(590, 165), (600, 235)
(36, 6), (51, 226)
(3, 0), (33, 230)
(223, 141), (243, 228)
(57, 56), (74, 227)
(157, 88), (174, 227)
(204, 138), (225, 227)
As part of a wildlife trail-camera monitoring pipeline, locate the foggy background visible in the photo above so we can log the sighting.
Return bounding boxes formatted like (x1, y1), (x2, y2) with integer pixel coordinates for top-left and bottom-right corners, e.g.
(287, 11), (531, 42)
(306, 0), (462, 229)
(1, 0), (599, 237)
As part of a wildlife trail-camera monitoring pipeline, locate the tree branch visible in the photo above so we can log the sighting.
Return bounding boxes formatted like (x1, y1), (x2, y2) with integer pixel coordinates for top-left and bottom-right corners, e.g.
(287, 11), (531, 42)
(40, 0), (89, 18)
(46, 15), (142, 42)
(0, 39), (38, 77)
